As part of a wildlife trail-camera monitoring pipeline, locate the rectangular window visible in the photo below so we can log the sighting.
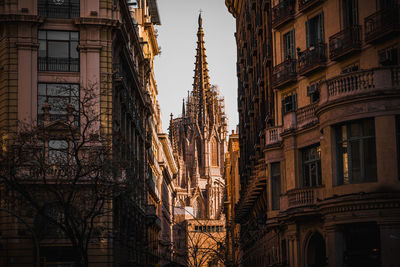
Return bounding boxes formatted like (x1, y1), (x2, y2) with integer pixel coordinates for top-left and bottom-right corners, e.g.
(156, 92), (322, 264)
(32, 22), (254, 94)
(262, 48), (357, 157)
(302, 145), (322, 187)
(306, 13), (324, 48)
(283, 29), (295, 60)
(307, 82), (320, 103)
(38, 0), (80, 18)
(38, 30), (79, 72)
(38, 83), (79, 125)
(343, 0), (358, 27)
(282, 93), (297, 114)
(271, 162), (281, 210)
(336, 118), (377, 185)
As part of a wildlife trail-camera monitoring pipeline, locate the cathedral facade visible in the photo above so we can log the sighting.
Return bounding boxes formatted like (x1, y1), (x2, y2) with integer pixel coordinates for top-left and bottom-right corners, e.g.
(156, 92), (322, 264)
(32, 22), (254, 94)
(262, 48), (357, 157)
(170, 14), (227, 266)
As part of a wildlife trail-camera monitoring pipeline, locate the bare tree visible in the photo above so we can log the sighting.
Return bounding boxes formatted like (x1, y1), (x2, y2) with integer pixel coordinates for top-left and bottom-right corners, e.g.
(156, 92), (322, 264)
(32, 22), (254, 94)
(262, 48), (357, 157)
(0, 84), (130, 267)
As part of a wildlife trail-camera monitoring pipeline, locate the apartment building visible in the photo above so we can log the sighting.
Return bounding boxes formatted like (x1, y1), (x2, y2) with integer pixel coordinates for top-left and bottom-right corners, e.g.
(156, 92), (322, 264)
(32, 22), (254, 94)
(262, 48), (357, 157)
(227, 0), (400, 266)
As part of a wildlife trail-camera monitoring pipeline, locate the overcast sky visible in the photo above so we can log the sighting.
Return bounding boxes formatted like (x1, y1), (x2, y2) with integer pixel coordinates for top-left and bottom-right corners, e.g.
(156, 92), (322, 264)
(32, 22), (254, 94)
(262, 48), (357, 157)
(154, 0), (238, 133)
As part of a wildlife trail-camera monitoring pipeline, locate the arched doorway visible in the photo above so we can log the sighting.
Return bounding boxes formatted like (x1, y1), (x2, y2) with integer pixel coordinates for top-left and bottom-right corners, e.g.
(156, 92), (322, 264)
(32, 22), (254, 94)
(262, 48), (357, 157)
(306, 232), (326, 267)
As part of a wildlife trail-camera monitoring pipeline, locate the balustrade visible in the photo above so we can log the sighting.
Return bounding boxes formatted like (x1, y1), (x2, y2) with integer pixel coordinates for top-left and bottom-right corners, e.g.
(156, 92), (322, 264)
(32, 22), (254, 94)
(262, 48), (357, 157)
(296, 104), (318, 129)
(265, 127), (282, 146)
(287, 187), (319, 208)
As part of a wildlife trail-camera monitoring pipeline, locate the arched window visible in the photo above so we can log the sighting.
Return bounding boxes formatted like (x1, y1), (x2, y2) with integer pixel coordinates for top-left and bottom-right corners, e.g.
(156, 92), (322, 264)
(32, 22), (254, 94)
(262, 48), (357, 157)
(211, 137), (218, 166)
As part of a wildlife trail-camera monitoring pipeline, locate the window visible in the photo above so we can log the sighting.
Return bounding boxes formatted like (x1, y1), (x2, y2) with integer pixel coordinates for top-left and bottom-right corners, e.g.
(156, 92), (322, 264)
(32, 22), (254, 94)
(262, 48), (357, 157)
(282, 93), (297, 114)
(306, 13), (324, 48)
(336, 118), (377, 185)
(283, 29), (295, 60)
(307, 82), (320, 103)
(38, 83), (79, 125)
(302, 145), (322, 187)
(271, 162), (281, 210)
(38, 30), (79, 72)
(38, 0), (80, 19)
(343, 0), (358, 27)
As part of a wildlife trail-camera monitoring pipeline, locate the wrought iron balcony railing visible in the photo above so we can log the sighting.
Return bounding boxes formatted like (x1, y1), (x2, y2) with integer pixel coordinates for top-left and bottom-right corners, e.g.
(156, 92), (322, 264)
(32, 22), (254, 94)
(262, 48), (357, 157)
(38, 57), (79, 72)
(272, 0), (295, 28)
(364, 5), (399, 43)
(329, 25), (361, 61)
(272, 59), (297, 88)
(298, 0), (324, 13)
(38, 0), (80, 19)
(297, 43), (327, 76)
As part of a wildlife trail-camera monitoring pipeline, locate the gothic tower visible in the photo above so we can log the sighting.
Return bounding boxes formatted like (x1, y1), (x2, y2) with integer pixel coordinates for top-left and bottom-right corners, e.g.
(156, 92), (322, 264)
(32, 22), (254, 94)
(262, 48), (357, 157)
(169, 14), (227, 220)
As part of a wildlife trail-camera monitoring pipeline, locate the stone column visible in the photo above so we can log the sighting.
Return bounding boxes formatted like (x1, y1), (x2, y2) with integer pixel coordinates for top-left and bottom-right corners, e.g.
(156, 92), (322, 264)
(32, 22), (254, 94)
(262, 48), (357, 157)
(325, 224), (345, 267)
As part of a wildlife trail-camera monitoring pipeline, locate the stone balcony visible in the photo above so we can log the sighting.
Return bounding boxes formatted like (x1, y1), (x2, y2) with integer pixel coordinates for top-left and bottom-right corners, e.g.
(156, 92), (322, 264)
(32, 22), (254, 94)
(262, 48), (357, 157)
(286, 186), (323, 209)
(319, 67), (400, 106)
(296, 103), (318, 130)
(265, 126), (282, 147)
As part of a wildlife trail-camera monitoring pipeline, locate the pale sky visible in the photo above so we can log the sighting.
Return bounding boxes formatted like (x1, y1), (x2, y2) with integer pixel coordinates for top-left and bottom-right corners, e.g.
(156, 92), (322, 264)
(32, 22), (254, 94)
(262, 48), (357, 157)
(154, 0), (238, 133)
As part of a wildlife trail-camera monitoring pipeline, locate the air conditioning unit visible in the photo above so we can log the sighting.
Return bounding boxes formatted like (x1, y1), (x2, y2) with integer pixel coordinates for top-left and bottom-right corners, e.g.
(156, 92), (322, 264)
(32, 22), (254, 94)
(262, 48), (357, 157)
(378, 48), (398, 66)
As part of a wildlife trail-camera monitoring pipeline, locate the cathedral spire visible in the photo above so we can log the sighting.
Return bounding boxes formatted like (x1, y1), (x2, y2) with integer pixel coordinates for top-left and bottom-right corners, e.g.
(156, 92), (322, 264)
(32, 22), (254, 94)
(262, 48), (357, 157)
(193, 12), (210, 129)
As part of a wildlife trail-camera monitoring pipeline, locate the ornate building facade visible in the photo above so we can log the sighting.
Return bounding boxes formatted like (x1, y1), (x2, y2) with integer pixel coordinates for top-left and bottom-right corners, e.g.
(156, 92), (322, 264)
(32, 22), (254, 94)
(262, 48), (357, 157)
(227, 0), (400, 266)
(169, 14), (227, 266)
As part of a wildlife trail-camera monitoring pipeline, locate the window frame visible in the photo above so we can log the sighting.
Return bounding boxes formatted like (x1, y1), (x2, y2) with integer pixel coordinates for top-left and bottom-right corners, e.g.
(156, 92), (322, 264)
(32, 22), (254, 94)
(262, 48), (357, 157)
(301, 144), (322, 187)
(306, 12), (325, 48)
(38, 0), (80, 19)
(335, 118), (377, 185)
(38, 30), (79, 72)
(283, 29), (295, 60)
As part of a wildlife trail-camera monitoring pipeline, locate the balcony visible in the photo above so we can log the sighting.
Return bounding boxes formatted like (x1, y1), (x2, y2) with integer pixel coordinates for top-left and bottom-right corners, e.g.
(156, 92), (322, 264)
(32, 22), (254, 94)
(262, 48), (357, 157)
(320, 67), (400, 105)
(329, 26), (361, 61)
(287, 187), (322, 209)
(364, 6), (399, 44)
(38, 57), (79, 72)
(272, 59), (297, 88)
(265, 127), (282, 147)
(296, 103), (318, 130)
(298, 0), (324, 13)
(297, 43), (327, 76)
(272, 0), (295, 29)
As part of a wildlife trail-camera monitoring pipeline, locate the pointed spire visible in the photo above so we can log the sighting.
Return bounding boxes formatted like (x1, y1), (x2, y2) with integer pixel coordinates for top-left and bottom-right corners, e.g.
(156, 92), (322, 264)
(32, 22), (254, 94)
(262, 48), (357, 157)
(182, 98), (185, 117)
(192, 12), (211, 129)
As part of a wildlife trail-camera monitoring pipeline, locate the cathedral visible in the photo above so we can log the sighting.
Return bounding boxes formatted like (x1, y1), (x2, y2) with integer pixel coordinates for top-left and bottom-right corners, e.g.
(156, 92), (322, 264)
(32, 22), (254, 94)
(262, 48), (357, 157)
(169, 14), (227, 221)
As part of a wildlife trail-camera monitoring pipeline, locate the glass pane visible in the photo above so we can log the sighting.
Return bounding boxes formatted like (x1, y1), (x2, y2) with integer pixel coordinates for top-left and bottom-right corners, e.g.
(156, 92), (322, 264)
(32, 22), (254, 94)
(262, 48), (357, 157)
(47, 31), (70, 40)
(49, 140), (68, 150)
(362, 118), (375, 137)
(342, 142), (349, 184)
(38, 40), (46, 57)
(303, 164), (310, 187)
(310, 162), (317, 186)
(70, 32), (79, 41)
(317, 161), (322, 185)
(70, 42), (79, 58)
(38, 30), (46, 40)
(350, 140), (361, 182)
(364, 138), (377, 182)
(38, 83), (47, 95)
(341, 125), (347, 141)
(55, 84), (71, 96)
(48, 41), (69, 58)
(37, 96), (46, 114)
